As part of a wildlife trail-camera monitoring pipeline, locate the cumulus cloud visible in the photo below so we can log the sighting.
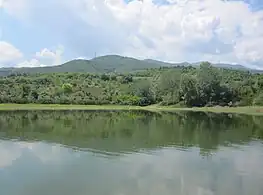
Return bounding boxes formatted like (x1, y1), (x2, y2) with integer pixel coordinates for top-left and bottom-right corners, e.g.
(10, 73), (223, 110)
(235, 38), (263, 64)
(35, 45), (64, 65)
(16, 45), (64, 67)
(0, 41), (23, 66)
(0, 41), (64, 68)
(2, 0), (263, 68)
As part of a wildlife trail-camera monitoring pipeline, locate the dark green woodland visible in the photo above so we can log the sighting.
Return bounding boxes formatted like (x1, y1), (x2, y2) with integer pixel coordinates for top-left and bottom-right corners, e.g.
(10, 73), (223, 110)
(1, 55), (263, 107)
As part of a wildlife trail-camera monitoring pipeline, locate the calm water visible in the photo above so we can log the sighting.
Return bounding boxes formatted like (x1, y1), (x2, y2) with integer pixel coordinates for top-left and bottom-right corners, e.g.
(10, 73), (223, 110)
(0, 111), (263, 195)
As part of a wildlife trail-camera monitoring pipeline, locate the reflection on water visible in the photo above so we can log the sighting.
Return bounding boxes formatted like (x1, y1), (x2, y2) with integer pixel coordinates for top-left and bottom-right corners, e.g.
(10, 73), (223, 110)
(0, 111), (263, 195)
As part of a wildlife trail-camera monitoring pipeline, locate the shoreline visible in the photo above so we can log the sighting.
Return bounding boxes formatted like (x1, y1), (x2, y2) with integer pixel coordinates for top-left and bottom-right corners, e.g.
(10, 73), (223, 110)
(1, 104), (263, 115)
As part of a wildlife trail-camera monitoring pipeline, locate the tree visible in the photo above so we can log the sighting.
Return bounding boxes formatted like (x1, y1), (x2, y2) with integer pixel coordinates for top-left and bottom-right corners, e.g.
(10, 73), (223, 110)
(121, 75), (133, 84)
(253, 93), (263, 106)
(110, 75), (117, 81)
(62, 83), (73, 93)
(157, 70), (181, 103)
(31, 90), (39, 100)
(21, 84), (31, 98)
(196, 62), (222, 105)
(100, 74), (110, 81)
(132, 81), (155, 106)
(180, 74), (199, 107)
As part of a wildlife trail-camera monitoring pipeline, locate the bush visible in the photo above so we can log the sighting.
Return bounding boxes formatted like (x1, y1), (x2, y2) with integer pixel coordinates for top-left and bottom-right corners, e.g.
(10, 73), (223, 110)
(62, 83), (73, 93)
(120, 75), (133, 84)
(110, 75), (117, 81)
(253, 93), (263, 106)
(117, 95), (140, 105)
(161, 92), (179, 106)
(100, 74), (110, 81)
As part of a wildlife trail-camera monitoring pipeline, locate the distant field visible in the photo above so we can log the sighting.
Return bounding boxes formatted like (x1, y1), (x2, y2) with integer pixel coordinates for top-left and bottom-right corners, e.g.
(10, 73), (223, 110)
(1, 104), (263, 116)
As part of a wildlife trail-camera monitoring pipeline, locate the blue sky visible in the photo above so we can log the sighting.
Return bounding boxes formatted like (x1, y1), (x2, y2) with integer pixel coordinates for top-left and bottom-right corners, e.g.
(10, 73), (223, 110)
(1, 0), (263, 69)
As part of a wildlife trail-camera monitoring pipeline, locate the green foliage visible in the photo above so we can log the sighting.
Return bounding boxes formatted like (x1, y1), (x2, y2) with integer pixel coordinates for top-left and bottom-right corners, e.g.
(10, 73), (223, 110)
(160, 92), (180, 105)
(110, 75), (117, 81)
(21, 84), (31, 98)
(100, 74), (110, 81)
(62, 83), (73, 93)
(117, 95), (141, 105)
(120, 75), (133, 84)
(0, 63), (263, 107)
(131, 81), (155, 106)
(253, 93), (263, 106)
(180, 74), (199, 107)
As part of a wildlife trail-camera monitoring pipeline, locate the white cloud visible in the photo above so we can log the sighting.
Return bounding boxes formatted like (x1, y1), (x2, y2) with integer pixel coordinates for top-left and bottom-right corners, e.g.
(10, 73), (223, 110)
(1, 0), (30, 19)
(0, 41), (23, 65)
(16, 59), (44, 68)
(235, 38), (263, 64)
(0, 41), (64, 68)
(57, 0), (263, 66)
(17, 45), (64, 67)
(3, 0), (263, 68)
(35, 45), (64, 65)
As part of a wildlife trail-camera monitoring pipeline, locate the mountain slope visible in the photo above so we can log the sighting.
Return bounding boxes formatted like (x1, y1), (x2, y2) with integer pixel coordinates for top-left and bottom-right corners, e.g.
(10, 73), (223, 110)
(0, 55), (173, 76)
(144, 59), (191, 67)
(0, 55), (261, 76)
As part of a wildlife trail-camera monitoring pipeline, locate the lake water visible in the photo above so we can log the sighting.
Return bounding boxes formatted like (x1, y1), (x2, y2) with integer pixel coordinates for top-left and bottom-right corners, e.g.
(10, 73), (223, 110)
(0, 110), (263, 195)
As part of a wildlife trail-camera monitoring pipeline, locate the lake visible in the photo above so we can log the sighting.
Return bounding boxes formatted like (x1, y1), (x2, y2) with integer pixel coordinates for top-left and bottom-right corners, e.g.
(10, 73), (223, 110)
(0, 110), (263, 195)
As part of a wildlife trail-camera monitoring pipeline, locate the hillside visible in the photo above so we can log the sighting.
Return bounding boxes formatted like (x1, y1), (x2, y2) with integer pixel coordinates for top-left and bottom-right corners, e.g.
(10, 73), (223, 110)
(0, 55), (169, 76)
(0, 55), (262, 76)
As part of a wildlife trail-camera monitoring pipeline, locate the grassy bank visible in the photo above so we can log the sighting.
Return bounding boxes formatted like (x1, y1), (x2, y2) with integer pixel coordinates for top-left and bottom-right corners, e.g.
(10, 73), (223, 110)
(1, 104), (263, 115)
(0, 104), (144, 111)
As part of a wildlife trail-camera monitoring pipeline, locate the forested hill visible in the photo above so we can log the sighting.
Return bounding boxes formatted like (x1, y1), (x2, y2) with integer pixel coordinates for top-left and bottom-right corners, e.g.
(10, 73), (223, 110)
(0, 55), (262, 76)
(0, 55), (175, 76)
(1, 62), (263, 107)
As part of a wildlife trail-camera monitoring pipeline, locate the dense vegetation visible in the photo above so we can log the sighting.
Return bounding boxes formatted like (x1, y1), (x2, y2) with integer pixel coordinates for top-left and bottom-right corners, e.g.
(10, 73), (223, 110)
(1, 61), (263, 107)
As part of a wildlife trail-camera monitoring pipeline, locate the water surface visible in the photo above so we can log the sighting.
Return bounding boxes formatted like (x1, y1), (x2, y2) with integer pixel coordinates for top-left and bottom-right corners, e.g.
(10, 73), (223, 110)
(0, 111), (263, 195)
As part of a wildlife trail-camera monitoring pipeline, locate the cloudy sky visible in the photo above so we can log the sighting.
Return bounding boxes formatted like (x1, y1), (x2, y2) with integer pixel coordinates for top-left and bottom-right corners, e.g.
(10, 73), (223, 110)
(1, 0), (263, 69)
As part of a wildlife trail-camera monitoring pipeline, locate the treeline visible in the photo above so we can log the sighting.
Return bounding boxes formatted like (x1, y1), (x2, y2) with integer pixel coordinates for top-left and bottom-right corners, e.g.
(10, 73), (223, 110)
(1, 62), (263, 107)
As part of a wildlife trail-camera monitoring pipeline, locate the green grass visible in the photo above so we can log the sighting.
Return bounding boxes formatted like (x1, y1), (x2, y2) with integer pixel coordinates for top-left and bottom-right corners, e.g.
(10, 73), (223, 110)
(0, 104), (143, 111)
(1, 104), (263, 115)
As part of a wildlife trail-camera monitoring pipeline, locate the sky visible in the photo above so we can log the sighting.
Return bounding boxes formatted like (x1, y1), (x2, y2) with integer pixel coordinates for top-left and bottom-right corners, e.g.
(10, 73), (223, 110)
(1, 0), (263, 69)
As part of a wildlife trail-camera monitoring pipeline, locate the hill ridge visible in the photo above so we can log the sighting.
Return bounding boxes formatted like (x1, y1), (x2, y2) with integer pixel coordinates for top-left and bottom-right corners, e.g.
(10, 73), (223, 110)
(0, 54), (262, 76)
